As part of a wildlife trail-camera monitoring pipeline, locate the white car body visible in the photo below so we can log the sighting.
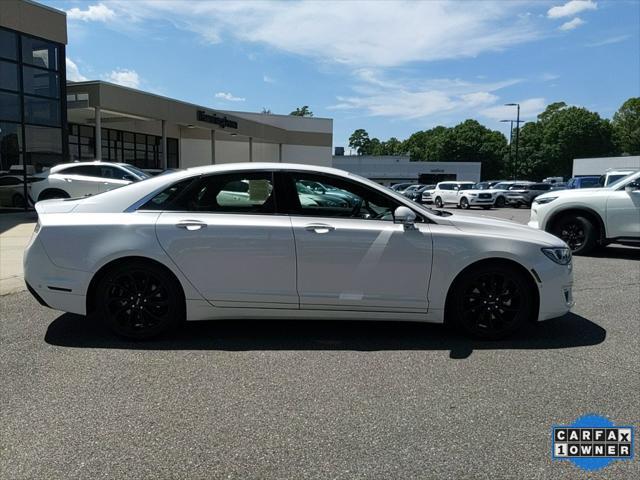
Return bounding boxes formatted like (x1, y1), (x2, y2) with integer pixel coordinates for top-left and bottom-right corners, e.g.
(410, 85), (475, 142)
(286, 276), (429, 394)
(432, 181), (496, 208)
(529, 171), (640, 250)
(25, 163), (574, 338)
(600, 169), (638, 187)
(29, 161), (149, 202)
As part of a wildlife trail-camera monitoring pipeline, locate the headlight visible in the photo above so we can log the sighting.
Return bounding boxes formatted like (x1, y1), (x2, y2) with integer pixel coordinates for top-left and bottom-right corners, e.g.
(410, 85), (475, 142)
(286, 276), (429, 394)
(542, 247), (572, 265)
(534, 196), (558, 205)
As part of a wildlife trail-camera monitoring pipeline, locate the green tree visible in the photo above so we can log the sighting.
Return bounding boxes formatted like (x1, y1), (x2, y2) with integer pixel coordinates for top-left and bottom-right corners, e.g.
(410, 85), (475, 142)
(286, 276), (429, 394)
(612, 97), (640, 154)
(289, 106), (313, 117)
(536, 104), (615, 176)
(348, 128), (371, 155)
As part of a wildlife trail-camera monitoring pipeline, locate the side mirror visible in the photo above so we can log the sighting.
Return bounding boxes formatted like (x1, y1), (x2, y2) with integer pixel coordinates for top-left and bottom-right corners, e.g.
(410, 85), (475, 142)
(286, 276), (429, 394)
(394, 206), (417, 230)
(625, 181), (640, 193)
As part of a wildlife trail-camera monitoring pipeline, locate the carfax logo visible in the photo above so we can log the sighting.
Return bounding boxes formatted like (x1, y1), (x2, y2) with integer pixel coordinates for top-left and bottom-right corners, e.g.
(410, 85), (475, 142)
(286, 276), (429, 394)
(552, 414), (634, 471)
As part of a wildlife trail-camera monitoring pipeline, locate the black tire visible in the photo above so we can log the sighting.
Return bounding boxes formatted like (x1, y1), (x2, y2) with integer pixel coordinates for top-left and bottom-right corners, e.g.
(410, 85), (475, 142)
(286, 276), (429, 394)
(460, 197), (470, 209)
(12, 193), (25, 208)
(482, 205), (491, 210)
(495, 196), (506, 208)
(448, 264), (533, 340)
(512, 203), (520, 208)
(434, 197), (443, 208)
(95, 261), (184, 339)
(39, 189), (70, 201)
(551, 214), (597, 255)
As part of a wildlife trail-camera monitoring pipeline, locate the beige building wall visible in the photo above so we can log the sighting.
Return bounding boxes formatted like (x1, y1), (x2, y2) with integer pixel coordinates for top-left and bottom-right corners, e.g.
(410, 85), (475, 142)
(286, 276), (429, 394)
(282, 145), (332, 167)
(0, 0), (67, 44)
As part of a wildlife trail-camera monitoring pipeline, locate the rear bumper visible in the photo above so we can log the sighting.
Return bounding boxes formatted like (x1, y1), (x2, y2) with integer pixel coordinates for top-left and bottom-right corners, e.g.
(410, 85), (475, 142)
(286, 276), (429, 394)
(23, 237), (89, 315)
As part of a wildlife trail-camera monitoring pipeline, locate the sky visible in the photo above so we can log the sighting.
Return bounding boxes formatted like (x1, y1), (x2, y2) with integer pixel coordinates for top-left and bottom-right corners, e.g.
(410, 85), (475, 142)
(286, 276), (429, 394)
(44, 0), (640, 151)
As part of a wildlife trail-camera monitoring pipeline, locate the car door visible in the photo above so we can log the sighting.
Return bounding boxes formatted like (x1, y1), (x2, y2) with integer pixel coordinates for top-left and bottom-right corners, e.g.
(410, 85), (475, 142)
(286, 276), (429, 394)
(54, 165), (103, 197)
(282, 171), (432, 312)
(153, 171), (298, 308)
(606, 180), (640, 239)
(95, 165), (135, 193)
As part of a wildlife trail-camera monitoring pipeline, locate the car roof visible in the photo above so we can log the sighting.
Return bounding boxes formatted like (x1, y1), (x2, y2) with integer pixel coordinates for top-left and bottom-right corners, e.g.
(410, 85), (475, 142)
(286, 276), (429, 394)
(50, 161), (130, 173)
(438, 180), (474, 184)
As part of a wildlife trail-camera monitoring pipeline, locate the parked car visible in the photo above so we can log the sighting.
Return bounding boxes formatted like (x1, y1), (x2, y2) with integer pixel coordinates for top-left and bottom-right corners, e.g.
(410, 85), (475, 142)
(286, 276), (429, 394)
(406, 184), (435, 204)
(25, 163), (574, 341)
(0, 175), (43, 208)
(542, 176), (564, 184)
(529, 171), (640, 254)
(432, 181), (495, 209)
(29, 161), (151, 202)
(599, 169), (637, 187)
(390, 182), (415, 193)
(566, 176), (601, 189)
(420, 185), (437, 204)
(505, 183), (554, 208)
(401, 184), (424, 198)
(480, 180), (523, 208)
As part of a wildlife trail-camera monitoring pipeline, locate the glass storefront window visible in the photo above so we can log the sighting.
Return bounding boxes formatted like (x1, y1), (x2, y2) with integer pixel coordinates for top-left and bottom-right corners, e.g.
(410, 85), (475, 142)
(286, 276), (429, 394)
(0, 122), (22, 172)
(25, 125), (62, 172)
(0, 30), (17, 61)
(0, 60), (19, 91)
(23, 96), (60, 126)
(22, 66), (60, 98)
(0, 91), (21, 122)
(21, 36), (59, 71)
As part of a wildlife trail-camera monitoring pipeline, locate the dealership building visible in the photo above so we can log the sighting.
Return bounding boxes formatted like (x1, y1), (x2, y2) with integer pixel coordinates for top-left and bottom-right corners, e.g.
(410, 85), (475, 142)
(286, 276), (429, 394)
(0, 0), (332, 199)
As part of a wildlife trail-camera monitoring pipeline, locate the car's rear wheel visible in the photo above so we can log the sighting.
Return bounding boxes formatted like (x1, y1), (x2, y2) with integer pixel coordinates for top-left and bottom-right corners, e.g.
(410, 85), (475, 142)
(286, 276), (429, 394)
(96, 261), (184, 339)
(460, 197), (470, 209)
(551, 214), (597, 255)
(495, 196), (506, 208)
(449, 264), (532, 339)
(434, 197), (443, 208)
(39, 189), (70, 201)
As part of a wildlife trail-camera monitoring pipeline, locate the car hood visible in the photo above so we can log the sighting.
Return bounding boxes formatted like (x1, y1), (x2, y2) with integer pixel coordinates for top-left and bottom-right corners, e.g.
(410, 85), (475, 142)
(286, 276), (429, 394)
(448, 213), (565, 247)
(535, 187), (607, 201)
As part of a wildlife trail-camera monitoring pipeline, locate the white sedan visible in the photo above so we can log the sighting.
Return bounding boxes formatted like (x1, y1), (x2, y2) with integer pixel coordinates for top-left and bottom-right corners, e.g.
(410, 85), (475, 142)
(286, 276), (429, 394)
(24, 163), (574, 340)
(29, 161), (150, 202)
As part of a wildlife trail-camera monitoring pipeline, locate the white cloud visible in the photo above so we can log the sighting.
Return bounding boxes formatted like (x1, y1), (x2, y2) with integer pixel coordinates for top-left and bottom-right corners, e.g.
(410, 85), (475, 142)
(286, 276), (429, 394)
(559, 17), (585, 31)
(480, 98), (547, 121)
(263, 74), (275, 84)
(104, 69), (140, 88)
(586, 34), (631, 47)
(99, 0), (540, 68)
(547, 1), (597, 19)
(67, 3), (116, 22)
(66, 57), (88, 82)
(215, 92), (246, 102)
(328, 70), (519, 120)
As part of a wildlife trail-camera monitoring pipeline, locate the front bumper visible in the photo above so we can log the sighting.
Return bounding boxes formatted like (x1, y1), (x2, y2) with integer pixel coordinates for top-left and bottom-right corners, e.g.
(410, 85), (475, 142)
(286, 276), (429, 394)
(535, 259), (574, 321)
(467, 197), (494, 205)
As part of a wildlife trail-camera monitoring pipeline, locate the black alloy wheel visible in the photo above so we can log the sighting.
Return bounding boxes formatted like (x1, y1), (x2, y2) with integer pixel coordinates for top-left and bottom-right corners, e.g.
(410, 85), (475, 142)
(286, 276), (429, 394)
(435, 197), (444, 208)
(460, 197), (470, 209)
(551, 215), (597, 255)
(495, 196), (506, 208)
(96, 262), (183, 339)
(450, 265), (532, 339)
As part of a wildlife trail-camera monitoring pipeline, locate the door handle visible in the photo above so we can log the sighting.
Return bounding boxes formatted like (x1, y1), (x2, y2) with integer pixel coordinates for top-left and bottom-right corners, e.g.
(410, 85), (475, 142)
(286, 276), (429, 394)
(176, 220), (207, 231)
(304, 223), (335, 234)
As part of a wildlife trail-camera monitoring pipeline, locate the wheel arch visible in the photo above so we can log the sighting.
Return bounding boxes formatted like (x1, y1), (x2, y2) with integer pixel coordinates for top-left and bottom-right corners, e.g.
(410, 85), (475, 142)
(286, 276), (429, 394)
(38, 188), (70, 201)
(546, 207), (606, 244)
(86, 255), (186, 315)
(443, 257), (540, 325)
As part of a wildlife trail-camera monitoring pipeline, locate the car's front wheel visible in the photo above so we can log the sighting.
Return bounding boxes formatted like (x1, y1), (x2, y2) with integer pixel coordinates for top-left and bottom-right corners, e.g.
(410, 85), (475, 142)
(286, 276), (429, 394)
(495, 196), (506, 208)
(449, 264), (533, 339)
(460, 197), (470, 209)
(551, 214), (597, 255)
(434, 197), (443, 208)
(95, 261), (184, 339)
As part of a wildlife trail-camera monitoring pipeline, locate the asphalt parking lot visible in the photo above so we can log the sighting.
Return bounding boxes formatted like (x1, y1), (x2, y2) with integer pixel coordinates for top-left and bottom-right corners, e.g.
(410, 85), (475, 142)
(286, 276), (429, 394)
(1, 206), (639, 479)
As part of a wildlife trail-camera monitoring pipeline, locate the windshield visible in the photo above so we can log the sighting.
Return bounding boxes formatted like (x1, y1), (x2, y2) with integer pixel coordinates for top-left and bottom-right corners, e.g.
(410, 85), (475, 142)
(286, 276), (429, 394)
(122, 164), (151, 180)
(608, 172), (640, 190)
(492, 182), (511, 190)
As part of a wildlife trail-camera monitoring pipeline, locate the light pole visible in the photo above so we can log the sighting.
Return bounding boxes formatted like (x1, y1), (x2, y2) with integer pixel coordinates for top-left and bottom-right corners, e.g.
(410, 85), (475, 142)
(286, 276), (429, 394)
(505, 103), (520, 180)
(500, 119), (514, 179)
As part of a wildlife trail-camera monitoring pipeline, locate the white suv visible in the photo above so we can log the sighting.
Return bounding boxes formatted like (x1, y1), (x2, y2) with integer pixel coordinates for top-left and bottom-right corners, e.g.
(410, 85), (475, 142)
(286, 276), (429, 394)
(529, 171), (640, 254)
(29, 161), (150, 202)
(432, 181), (495, 209)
